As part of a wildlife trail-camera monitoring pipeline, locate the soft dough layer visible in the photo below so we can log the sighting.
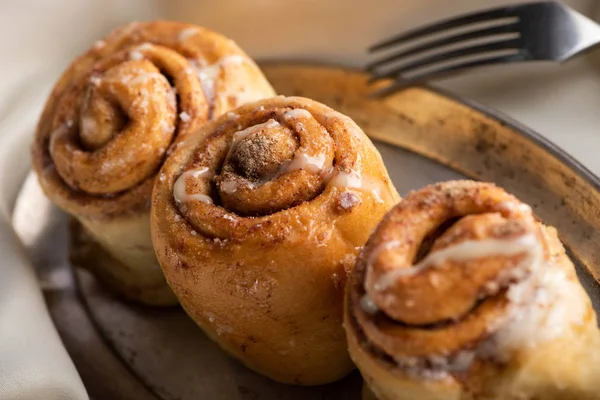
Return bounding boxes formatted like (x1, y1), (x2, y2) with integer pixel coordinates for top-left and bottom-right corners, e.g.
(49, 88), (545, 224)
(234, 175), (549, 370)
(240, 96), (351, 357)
(151, 96), (400, 384)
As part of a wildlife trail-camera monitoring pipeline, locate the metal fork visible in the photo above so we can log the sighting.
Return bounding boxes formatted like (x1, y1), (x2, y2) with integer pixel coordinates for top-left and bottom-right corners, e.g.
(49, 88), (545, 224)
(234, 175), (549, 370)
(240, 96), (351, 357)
(367, 1), (600, 97)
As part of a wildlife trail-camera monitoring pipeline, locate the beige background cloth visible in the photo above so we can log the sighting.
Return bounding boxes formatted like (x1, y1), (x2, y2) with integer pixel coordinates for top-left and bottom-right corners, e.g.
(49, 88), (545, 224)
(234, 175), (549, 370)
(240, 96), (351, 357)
(0, 0), (598, 398)
(0, 87), (87, 399)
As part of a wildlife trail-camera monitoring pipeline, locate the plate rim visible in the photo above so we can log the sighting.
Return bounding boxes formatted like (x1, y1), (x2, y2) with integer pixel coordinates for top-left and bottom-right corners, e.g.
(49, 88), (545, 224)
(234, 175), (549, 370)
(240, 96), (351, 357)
(10, 60), (600, 400)
(259, 59), (600, 195)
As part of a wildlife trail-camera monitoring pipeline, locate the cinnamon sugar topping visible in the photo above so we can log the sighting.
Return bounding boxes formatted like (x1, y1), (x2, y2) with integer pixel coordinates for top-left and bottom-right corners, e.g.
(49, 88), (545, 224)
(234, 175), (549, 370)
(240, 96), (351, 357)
(194, 55), (247, 109)
(129, 50), (144, 60)
(173, 167), (214, 205)
(179, 111), (191, 122)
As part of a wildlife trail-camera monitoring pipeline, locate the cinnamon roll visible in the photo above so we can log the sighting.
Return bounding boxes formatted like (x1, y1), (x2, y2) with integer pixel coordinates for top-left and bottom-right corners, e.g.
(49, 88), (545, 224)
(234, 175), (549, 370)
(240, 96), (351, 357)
(151, 96), (400, 384)
(31, 21), (275, 305)
(345, 180), (600, 400)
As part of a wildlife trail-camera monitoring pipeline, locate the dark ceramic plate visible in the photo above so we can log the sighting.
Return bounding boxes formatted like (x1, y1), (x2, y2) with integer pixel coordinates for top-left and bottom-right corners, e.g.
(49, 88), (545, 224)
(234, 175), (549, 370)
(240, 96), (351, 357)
(12, 63), (600, 400)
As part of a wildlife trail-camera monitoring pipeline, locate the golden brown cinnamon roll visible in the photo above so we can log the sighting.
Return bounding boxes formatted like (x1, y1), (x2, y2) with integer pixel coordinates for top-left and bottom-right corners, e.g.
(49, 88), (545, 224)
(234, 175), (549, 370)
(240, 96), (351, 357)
(151, 96), (400, 384)
(345, 180), (600, 400)
(31, 21), (275, 305)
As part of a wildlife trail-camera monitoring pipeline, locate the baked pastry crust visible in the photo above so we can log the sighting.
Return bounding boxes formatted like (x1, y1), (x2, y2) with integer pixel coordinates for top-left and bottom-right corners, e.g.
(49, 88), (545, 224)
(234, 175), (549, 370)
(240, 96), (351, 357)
(31, 21), (275, 305)
(151, 96), (400, 384)
(345, 180), (600, 399)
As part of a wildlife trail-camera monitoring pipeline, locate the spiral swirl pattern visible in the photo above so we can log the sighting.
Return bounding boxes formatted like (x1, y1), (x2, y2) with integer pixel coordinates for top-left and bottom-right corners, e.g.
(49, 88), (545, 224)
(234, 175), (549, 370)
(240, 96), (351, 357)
(161, 96), (397, 239)
(33, 21), (275, 217)
(151, 96), (400, 384)
(347, 181), (549, 376)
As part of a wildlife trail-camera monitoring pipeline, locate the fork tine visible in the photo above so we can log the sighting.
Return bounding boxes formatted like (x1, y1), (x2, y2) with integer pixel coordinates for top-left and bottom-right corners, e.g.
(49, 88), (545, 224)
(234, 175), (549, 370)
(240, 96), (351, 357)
(369, 38), (521, 83)
(369, 6), (519, 53)
(369, 53), (526, 98)
(366, 22), (519, 72)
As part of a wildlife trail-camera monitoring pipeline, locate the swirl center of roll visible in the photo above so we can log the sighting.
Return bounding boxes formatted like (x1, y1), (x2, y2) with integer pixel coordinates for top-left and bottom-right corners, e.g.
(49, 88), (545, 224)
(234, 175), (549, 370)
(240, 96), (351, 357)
(369, 210), (541, 326)
(226, 119), (297, 181)
(79, 79), (128, 150)
(352, 182), (548, 363)
(212, 109), (335, 216)
(48, 57), (180, 195)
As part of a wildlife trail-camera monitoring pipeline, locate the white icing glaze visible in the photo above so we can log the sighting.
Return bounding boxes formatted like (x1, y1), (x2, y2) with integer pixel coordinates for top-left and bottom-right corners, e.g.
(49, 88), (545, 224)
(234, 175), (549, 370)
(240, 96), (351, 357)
(281, 152), (327, 174)
(219, 180), (239, 194)
(173, 167), (214, 204)
(222, 214), (236, 222)
(137, 42), (153, 51)
(391, 350), (475, 380)
(360, 294), (379, 314)
(362, 231), (568, 377)
(215, 54), (245, 67)
(419, 233), (539, 270)
(375, 233), (541, 291)
(80, 115), (98, 137)
(331, 171), (386, 203)
(342, 252), (358, 267)
(498, 200), (532, 215)
(178, 27), (199, 41)
(89, 75), (101, 86)
(220, 119), (330, 192)
(487, 262), (587, 359)
(231, 119), (279, 147)
(219, 150), (327, 194)
(195, 55), (246, 106)
(179, 111), (191, 122)
(283, 109), (312, 120)
(175, 193), (212, 204)
(220, 179), (262, 194)
(195, 64), (218, 105)
(129, 50), (144, 61)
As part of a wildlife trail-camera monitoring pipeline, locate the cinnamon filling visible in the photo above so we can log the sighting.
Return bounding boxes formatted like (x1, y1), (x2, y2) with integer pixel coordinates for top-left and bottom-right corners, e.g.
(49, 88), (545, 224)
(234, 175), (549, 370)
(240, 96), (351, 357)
(174, 106), (338, 217)
(349, 181), (547, 377)
(46, 41), (208, 197)
(33, 21), (277, 219)
(78, 84), (129, 150)
(227, 124), (297, 181)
